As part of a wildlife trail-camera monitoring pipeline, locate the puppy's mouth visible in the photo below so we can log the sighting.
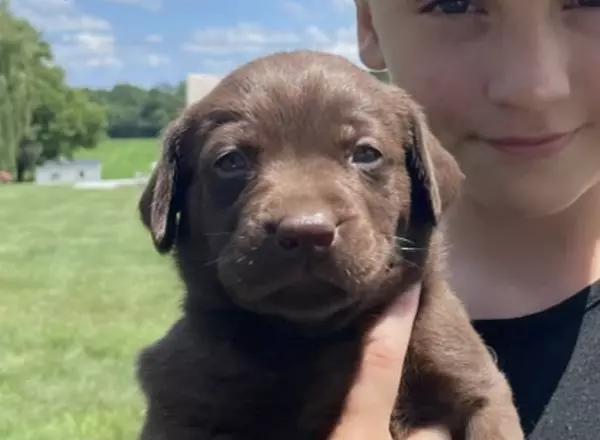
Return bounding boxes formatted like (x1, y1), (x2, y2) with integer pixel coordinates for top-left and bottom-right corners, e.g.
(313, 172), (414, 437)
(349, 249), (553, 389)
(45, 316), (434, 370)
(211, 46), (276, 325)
(216, 226), (396, 325)
(252, 277), (355, 324)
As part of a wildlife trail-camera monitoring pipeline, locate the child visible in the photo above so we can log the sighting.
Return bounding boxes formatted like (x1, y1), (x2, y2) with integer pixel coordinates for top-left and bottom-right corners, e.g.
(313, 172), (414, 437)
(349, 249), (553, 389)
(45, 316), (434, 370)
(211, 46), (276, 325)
(332, 1), (600, 439)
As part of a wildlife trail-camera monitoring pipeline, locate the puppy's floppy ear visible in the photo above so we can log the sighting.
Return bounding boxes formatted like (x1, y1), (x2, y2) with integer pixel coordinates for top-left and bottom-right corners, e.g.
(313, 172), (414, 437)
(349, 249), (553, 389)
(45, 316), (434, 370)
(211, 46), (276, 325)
(139, 118), (188, 254)
(405, 103), (464, 226)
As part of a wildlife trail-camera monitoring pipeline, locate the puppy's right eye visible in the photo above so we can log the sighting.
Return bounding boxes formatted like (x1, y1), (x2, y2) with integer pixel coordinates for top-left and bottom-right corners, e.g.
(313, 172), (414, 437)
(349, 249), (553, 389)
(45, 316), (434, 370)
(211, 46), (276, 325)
(213, 150), (252, 178)
(350, 143), (384, 170)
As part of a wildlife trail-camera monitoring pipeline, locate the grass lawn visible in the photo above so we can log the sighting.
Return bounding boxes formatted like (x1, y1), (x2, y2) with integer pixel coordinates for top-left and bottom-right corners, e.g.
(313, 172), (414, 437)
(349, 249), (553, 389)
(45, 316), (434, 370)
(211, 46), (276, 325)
(0, 184), (181, 439)
(74, 138), (160, 180)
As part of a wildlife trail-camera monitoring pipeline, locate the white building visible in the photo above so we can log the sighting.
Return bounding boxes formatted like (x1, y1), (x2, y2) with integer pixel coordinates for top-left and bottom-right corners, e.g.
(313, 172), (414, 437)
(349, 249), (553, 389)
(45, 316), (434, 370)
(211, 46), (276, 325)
(35, 159), (102, 185)
(186, 73), (222, 107)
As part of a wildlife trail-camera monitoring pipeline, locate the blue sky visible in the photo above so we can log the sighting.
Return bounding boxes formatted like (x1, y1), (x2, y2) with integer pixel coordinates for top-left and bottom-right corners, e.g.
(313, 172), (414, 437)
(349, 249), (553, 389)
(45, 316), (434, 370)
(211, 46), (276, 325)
(10, 0), (361, 89)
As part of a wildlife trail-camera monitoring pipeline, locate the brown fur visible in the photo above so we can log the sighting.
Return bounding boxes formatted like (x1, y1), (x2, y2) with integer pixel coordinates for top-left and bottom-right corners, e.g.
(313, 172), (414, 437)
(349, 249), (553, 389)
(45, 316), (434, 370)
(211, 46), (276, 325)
(135, 50), (524, 440)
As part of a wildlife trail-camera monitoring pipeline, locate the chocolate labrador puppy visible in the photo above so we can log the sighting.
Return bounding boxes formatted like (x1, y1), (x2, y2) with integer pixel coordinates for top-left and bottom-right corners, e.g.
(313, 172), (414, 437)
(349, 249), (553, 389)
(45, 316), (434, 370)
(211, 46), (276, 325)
(135, 50), (524, 440)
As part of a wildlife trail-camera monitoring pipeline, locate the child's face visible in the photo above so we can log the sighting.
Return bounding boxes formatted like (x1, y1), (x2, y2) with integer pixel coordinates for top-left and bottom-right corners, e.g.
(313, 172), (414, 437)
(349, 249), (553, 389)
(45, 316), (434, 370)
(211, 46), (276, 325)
(356, 0), (600, 217)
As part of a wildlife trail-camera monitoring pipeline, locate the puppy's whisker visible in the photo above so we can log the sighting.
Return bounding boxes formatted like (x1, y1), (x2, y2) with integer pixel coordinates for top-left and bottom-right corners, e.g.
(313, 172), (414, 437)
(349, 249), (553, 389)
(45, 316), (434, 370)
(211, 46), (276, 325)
(386, 235), (416, 245)
(203, 258), (219, 267)
(203, 258), (223, 267)
(398, 246), (425, 252)
(398, 256), (422, 270)
(203, 232), (248, 240)
(203, 253), (240, 267)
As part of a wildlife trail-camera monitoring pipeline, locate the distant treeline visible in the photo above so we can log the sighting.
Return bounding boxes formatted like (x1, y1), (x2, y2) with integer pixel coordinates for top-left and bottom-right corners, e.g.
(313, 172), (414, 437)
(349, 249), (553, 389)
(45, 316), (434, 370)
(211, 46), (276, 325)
(86, 82), (186, 139)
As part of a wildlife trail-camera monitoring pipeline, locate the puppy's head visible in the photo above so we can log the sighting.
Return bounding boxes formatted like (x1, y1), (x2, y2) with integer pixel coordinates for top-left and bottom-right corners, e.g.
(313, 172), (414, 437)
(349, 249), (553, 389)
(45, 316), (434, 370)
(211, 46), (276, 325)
(139, 50), (462, 330)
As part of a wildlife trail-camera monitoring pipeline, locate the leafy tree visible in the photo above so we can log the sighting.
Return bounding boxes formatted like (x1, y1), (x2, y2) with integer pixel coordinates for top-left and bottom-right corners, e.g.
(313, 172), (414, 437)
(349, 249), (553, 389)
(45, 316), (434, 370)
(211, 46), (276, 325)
(0, 1), (108, 180)
(31, 65), (107, 162)
(0, 1), (50, 173)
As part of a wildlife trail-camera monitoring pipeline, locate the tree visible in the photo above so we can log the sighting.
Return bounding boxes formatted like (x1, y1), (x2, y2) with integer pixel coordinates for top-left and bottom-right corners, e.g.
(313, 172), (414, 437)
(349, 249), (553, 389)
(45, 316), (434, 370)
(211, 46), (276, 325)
(0, 2), (108, 180)
(30, 66), (107, 162)
(0, 1), (50, 173)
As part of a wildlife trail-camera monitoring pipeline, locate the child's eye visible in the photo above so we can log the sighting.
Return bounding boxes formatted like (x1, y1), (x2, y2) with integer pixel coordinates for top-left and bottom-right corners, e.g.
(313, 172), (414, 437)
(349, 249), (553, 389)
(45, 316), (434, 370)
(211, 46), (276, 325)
(419, 0), (600, 16)
(418, 0), (486, 14)
(563, 0), (600, 9)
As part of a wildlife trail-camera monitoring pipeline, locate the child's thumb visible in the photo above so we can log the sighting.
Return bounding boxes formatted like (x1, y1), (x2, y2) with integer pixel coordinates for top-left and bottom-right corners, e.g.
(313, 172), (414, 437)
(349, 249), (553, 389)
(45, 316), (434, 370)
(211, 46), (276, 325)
(331, 283), (422, 438)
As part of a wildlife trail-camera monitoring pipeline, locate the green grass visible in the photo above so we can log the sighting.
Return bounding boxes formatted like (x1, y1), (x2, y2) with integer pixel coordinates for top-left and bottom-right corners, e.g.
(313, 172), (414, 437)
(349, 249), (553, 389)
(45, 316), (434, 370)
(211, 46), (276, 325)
(74, 138), (160, 180)
(0, 184), (181, 440)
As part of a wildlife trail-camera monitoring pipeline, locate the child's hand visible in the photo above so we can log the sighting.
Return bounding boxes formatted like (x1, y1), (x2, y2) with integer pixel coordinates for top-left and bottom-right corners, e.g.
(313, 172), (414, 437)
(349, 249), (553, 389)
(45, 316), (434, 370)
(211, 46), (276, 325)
(329, 283), (451, 440)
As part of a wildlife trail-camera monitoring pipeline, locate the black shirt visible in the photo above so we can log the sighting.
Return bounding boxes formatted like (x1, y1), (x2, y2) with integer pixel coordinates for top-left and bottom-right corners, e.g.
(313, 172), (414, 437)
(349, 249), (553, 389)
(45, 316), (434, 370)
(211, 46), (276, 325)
(473, 280), (600, 439)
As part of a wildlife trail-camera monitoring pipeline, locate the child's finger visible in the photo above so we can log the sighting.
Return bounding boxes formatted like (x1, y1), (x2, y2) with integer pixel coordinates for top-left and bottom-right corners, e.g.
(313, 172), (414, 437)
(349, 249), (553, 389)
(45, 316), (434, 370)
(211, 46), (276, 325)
(332, 283), (422, 437)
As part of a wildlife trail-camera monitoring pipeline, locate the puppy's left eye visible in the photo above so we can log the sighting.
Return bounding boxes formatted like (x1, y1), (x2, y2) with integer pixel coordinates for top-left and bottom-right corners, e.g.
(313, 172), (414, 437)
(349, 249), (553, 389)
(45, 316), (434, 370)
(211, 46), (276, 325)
(351, 144), (383, 167)
(213, 150), (252, 177)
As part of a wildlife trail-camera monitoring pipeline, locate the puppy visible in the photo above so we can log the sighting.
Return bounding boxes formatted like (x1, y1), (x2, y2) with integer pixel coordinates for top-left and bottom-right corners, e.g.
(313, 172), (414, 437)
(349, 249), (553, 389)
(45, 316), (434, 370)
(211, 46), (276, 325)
(135, 50), (524, 440)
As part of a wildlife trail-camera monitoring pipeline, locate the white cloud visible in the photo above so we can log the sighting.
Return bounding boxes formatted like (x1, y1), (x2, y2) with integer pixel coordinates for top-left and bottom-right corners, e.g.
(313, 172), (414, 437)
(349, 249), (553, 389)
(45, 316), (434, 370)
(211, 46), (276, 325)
(183, 22), (360, 64)
(10, 0), (111, 33)
(332, 0), (354, 10)
(319, 26), (360, 63)
(104, 0), (162, 12)
(54, 32), (121, 68)
(305, 26), (331, 44)
(13, 8), (111, 33)
(145, 34), (164, 44)
(10, 0), (121, 69)
(12, 0), (74, 10)
(183, 22), (302, 55)
(279, 0), (308, 18)
(201, 58), (237, 73)
(186, 22), (362, 76)
(145, 53), (170, 66)
(11, 0), (363, 83)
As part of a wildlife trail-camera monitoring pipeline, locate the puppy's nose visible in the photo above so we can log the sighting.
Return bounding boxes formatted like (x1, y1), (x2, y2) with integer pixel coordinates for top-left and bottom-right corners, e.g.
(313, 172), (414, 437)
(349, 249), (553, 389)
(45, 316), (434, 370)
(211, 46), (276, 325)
(272, 213), (336, 251)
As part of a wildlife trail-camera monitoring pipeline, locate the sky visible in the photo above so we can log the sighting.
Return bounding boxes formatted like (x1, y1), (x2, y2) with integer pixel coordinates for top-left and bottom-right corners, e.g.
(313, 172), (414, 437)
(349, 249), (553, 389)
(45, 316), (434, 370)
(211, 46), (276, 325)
(9, 0), (363, 89)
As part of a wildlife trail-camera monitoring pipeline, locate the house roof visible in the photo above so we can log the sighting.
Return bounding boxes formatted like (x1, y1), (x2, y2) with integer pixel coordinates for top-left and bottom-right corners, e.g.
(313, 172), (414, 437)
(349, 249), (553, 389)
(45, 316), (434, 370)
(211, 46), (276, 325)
(37, 159), (101, 168)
